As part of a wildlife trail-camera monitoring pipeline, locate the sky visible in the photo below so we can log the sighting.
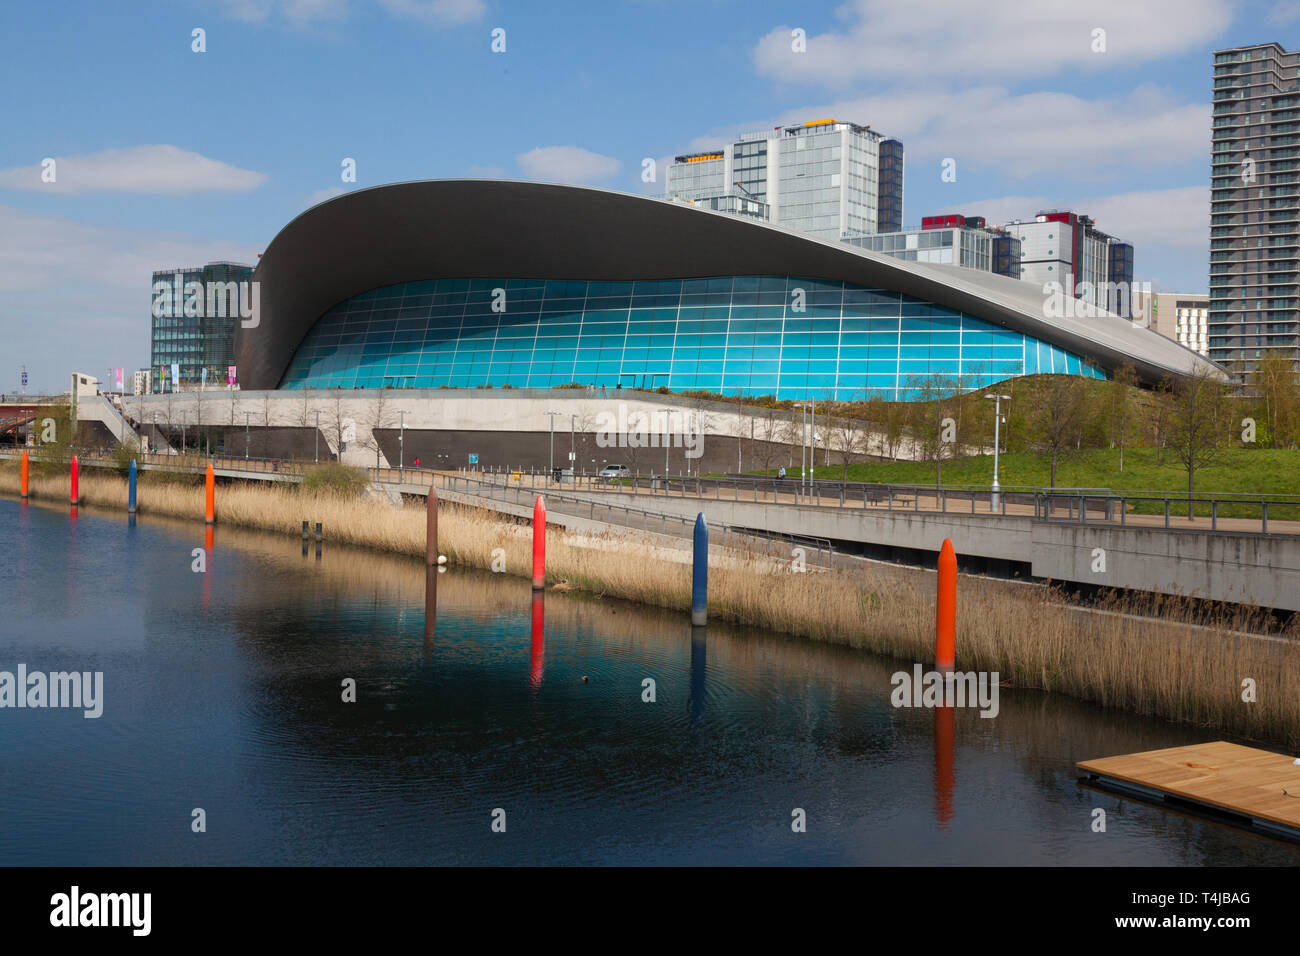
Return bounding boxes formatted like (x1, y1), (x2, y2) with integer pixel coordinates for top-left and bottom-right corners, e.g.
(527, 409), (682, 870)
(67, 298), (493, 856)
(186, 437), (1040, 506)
(1, 0), (1298, 392)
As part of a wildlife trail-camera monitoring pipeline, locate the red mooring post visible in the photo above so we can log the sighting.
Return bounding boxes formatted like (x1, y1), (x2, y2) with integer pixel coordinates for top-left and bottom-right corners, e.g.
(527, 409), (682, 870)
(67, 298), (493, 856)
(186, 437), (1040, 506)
(69, 455), (79, 506)
(204, 464), (215, 525)
(532, 495), (546, 590)
(935, 538), (956, 672)
(20, 451), (29, 500)
(426, 484), (439, 566)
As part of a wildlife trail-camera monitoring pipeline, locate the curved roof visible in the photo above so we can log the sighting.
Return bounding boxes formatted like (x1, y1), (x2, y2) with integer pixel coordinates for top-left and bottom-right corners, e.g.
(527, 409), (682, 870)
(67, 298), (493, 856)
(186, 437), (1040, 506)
(235, 179), (1221, 390)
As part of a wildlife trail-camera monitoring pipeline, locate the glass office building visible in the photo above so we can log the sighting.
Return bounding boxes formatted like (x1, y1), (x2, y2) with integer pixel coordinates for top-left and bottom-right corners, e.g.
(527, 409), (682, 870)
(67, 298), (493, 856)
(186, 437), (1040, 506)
(665, 119), (896, 242)
(150, 261), (254, 392)
(279, 275), (1105, 400)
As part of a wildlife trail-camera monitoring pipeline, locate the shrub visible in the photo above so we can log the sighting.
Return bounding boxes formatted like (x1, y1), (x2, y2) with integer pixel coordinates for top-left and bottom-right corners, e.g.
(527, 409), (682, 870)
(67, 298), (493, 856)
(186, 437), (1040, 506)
(299, 462), (368, 498)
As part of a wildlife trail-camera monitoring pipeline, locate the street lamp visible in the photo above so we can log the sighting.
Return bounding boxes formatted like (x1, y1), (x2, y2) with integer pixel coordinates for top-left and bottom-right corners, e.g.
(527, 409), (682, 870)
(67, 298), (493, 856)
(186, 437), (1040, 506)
(314, 410), (319, 463)
(984, 394), (1011, 511)
(545, 410), (561, 479)
(244, 411), (250, 460)
(398, 410), (406, 471)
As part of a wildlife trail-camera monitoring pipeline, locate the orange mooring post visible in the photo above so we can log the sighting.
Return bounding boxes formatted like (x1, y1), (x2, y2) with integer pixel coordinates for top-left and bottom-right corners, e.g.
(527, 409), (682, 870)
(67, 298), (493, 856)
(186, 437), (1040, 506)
(426, 484), (438, 566)
(531, 495), (546, 590)
(20, 451), (29, 500)
(204, 464), (215, 525)
(936, 538), (956, 672)
(69, 455), (79, 505)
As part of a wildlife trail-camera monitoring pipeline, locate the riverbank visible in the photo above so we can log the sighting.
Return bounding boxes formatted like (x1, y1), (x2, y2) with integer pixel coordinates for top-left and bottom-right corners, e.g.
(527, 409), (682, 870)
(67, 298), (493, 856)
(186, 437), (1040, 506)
(4, 461), (1298, 747)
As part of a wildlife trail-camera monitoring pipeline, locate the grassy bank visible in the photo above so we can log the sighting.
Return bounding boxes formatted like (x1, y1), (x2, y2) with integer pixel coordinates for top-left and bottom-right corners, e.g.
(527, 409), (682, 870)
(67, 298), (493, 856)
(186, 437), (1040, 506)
(771, 446), (1300, 494)
(4, 459), (1298, 748)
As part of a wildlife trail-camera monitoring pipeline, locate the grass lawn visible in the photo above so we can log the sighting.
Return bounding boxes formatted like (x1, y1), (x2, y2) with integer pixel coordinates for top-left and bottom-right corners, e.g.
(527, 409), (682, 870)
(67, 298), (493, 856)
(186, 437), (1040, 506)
(750, 448), (1300, 519)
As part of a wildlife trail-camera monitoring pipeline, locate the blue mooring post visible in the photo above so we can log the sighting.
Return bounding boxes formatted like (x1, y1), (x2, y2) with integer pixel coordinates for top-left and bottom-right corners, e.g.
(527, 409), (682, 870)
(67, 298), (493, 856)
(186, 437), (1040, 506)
(128, 458), (137, 514)
(691, 512), (708, 626)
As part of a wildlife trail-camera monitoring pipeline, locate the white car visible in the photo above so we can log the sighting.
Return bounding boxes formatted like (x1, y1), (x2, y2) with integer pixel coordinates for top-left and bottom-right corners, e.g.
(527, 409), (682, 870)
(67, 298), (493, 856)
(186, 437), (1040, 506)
(599, 464), (630, 480)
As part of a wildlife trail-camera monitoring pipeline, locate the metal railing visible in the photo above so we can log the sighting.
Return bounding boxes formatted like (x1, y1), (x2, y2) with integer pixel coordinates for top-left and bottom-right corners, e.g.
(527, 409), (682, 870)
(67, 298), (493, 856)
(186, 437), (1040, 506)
(8, 448), (1298, 539)
(440, 472), (842, 569)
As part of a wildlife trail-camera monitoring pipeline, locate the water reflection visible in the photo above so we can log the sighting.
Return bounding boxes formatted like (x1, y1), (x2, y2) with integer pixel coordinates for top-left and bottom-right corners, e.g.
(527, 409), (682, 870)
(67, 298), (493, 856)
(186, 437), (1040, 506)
(3, 495), (1299, 866)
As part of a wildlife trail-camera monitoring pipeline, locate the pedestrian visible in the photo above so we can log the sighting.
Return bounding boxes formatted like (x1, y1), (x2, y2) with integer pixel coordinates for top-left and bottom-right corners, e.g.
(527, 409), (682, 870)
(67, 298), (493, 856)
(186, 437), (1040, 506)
(778, 465), (786, 481)
(414, 456), (421, 467)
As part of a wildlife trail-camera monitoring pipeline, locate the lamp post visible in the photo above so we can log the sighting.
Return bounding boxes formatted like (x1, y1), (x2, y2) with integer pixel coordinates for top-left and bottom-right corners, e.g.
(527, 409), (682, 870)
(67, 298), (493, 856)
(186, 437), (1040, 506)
(984, 393), (1011, 511)
(545, 410), (561, 479)
(570, 414), (577, 478)
(314, 410), (319, 464)
(398, 410), (405, 472)
(244, 411), (250, 460)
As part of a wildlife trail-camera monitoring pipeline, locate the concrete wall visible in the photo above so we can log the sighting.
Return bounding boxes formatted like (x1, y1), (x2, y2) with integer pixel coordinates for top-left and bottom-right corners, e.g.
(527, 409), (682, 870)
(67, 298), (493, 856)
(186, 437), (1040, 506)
(488, 483), (1300, 611)
(1030, 523), (1300, 610)
(117, 388), (927, 470)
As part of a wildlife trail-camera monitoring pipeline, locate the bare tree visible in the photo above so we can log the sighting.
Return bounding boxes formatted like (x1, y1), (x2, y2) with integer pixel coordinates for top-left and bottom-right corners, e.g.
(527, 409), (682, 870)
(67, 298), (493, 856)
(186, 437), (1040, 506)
(752, 408), (783, 473)
(1148, 380), (1173, 466)
(1167, 365), (1229, 515)
(906, 373), (961, 485)
(825, 402), (869, 480)
(358, 393), (396, 468)
(1025, 375), (1090, 487)
(1106, 363), (1139, 472)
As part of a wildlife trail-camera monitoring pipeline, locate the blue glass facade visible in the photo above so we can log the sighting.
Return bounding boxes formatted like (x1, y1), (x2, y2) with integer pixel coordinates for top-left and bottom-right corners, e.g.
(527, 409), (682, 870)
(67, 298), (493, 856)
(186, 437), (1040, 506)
(280, 276), (1106, 400)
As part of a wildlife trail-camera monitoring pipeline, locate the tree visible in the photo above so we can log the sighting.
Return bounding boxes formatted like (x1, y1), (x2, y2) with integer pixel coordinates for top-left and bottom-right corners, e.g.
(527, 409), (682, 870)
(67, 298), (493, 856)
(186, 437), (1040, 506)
(1025, 375), (1089, 487)
(1106, 363), (1139, 472)
(825, 402), (869, 480)
(1247, 349), (1300, 448)
(906, 373), (961, 486)
(752, 408), (783, 473)
(1147, 380), (1173, 466)
(1167, 365), (1229, 516)
(358, 393), (396, 468)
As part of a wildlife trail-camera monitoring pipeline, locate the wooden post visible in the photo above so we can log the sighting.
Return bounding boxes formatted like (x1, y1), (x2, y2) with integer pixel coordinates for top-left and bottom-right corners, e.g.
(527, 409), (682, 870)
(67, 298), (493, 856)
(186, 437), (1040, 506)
(426, 484), (439, 566)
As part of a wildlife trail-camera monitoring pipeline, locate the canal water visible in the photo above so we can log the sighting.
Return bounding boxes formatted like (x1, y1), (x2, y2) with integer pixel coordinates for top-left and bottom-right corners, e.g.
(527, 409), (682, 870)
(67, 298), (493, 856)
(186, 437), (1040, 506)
(2, 496), (1297, 866)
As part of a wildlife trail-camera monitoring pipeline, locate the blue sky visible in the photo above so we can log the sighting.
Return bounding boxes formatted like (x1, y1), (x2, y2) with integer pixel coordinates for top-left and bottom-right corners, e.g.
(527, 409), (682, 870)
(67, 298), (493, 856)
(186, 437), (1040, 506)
(1, 0), (1297, 391)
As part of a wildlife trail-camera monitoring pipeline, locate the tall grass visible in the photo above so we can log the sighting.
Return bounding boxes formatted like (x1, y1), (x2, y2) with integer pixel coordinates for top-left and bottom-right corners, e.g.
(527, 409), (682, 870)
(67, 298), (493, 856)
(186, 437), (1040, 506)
(3, 461), (1298, 747)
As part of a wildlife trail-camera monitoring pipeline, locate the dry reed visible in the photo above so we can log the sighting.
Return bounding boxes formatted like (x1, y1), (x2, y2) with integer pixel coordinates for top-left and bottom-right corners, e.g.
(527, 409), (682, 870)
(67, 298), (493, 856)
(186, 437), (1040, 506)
(4, 462), (1298, 747)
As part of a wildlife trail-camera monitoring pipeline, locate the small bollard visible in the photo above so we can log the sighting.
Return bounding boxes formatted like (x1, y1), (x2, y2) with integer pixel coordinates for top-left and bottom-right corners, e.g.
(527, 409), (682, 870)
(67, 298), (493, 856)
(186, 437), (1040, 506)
(302, 520), (310, 540)
(315, 521), (322, 542)
(936, 538), (956, 673)
(128, 458), (137, 514)
(691, 512), (708, 627)
(532, 496), (546, 590)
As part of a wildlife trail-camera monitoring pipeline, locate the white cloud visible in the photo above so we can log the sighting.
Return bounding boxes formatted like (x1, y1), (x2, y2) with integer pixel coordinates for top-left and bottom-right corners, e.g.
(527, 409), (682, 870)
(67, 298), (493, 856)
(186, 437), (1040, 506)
(0, 146), (268, 196)
(516, 146), (621, 184)
(217, 0), (348, 23)
(219, 0), (483, 24)
(754, 0), (1234, 86)
(934, 185), (1209, 276)
(0, 205), (261, 390)
(377, 0), (485, 24)
(700, 85), (1206, 181)
(305, 185), (347, 208)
